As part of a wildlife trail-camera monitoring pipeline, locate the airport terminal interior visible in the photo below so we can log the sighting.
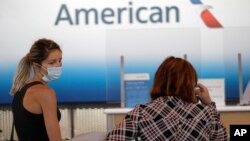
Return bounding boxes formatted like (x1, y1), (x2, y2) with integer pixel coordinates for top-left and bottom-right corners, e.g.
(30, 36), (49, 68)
(1, 0), (250, 140)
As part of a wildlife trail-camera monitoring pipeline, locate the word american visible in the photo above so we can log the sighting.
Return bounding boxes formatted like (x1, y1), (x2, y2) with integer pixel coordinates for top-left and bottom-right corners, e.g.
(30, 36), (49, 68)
(55, 2), (180, 25)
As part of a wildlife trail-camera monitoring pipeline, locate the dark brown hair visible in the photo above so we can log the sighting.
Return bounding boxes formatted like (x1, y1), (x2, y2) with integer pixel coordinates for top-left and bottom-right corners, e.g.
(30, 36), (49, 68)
(150, 56), (198, 103)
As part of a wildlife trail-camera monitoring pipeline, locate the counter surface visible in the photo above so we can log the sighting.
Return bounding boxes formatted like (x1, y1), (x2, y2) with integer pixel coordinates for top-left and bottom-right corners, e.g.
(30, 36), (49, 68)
(104, 106), (250, 114)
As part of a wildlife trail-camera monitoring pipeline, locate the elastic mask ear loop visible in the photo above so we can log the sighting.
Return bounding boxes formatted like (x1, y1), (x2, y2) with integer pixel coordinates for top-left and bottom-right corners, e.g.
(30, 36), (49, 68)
(194, 84), (201, 102)
(194, 83), (200, 103)
(35, 63), (47, 77)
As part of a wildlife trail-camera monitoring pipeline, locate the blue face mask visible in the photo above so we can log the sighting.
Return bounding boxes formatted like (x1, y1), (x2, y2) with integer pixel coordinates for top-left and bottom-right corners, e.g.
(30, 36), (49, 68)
(42, 66), (62, 82)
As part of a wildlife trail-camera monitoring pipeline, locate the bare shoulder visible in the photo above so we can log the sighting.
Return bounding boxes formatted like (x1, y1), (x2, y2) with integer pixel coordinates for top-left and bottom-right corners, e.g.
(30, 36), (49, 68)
(30, 84), (57, 103)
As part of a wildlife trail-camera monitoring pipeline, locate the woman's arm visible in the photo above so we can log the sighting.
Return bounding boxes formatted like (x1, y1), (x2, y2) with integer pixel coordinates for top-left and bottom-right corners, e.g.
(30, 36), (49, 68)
(208, 103), (228, 141)
(37, 87), (62, 141)
(196, 83), (228, 140)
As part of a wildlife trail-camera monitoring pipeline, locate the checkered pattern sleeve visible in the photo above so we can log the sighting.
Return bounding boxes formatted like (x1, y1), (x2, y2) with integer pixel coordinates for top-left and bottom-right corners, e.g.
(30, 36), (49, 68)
(208, 102), (228, 141)
(106, 105), (142, 141)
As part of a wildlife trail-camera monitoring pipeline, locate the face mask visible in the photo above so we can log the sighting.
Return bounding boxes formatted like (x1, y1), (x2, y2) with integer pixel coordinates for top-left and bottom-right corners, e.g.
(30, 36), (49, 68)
(41, 66), (62, 82)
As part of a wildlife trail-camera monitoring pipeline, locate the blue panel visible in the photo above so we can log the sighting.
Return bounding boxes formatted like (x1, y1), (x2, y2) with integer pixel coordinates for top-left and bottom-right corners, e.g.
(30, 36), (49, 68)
(0, 63), (108, 104)
(0, 66), (16, 104)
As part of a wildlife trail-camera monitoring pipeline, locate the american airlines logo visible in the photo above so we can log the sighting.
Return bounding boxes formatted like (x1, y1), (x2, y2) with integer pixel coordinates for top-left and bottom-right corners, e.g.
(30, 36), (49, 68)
(190, 0), (222, 28)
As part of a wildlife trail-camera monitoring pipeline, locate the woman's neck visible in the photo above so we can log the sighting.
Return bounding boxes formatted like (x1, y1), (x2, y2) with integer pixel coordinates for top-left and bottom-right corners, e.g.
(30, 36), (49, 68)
(30, 76), (47, 85)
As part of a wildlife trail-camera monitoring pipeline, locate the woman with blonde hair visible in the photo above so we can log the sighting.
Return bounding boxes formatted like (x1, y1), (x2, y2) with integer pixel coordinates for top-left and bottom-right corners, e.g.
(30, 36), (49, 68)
(11, 38), (63, 141)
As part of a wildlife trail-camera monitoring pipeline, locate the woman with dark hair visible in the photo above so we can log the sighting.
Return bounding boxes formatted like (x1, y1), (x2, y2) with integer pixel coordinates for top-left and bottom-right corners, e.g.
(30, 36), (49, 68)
(106, 56), (228, 141)
(11, 38), (63, 141)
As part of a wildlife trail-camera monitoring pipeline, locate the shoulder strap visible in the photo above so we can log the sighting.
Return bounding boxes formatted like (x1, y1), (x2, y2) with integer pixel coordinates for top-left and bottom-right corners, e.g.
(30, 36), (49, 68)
(19, 81), (44, 94)
(25, 81), (44, 89)
(10, 81), (43, 140)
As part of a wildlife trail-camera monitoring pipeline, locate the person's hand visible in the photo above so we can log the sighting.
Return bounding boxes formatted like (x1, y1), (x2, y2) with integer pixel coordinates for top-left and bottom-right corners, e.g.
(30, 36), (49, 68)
(195, 83), (212, 105)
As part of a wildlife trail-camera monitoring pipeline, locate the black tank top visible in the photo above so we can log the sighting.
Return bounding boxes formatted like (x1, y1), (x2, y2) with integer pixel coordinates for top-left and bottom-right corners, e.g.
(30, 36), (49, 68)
(12, 81), (61, 141)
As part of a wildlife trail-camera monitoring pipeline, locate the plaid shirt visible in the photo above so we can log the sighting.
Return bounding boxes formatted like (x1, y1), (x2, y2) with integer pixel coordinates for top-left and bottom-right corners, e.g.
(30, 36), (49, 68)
(106, 96), (228, 141)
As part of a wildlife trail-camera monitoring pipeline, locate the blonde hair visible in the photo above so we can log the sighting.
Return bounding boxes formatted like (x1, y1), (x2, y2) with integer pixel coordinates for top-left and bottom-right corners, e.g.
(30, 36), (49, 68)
(10, 38), (61, 95)
(10, 54), (31, 95)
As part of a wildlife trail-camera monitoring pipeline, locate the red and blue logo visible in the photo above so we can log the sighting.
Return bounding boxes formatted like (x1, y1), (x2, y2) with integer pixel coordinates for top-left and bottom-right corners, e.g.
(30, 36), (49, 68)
(190, 0), (222, 28)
